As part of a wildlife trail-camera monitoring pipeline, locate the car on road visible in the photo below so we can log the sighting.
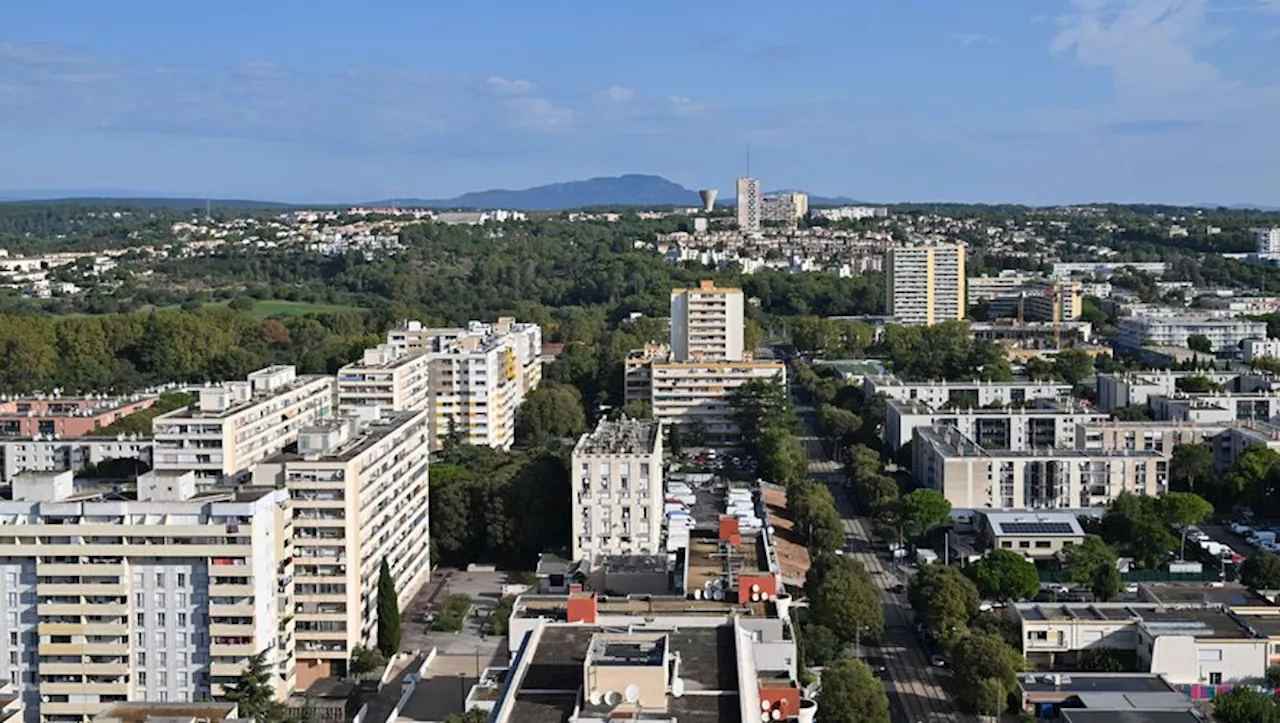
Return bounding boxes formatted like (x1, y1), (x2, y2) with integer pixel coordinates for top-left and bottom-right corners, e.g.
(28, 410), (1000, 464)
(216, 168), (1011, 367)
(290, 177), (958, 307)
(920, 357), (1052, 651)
(1124, 583), (1139, 594)
(930, 654), (947, 667)
(863, 658), (888, 677)
(889, 582), (906, 594)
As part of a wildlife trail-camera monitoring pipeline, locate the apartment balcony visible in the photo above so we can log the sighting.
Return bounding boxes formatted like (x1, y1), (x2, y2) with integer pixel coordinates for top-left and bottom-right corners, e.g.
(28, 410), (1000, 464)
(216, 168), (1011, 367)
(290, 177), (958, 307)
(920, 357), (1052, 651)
(38, 582), (124, 597)
(1026, 635), (1068, 650)
(38, 622), (87, 636)
(40, 661), (130, 676)
(41, 642), (128, 656)
(209, 583), (255, 598)
(209, 602), (255, 617)
(211, 661), (250, 678)
(41, 681), (129, 696)
(39, 562), (125, 577)
(211, 641), (256, 657)
(41, 701), (106, 716)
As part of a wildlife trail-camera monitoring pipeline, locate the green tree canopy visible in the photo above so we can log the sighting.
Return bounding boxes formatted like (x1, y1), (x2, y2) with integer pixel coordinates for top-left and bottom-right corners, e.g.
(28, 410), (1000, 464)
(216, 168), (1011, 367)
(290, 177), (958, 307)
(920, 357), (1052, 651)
(967, 549), (1040, 602)
(949, 633), (1026, 714)
(1092, 560), (1122, 602)
(221, 650), (287, 722)
(514, 382), (586, 447)
(1213, 686), (1280, 723)
(377, 559), (401, 657)
(758, 428), (808, 486)
(908, 564), (980, 643)
(901, 488), (951, 541)
(1241, 550), (1280, 590)
(1187, 334), (1213, 353)
(1169, 444), (1215, 495)
(1064, 537), (1119, 586)
(807, 555), (884, 643)
(1052, 348), (1095, 386)
(1159, 491), (1214, 559)
(814, 658), (891, 723)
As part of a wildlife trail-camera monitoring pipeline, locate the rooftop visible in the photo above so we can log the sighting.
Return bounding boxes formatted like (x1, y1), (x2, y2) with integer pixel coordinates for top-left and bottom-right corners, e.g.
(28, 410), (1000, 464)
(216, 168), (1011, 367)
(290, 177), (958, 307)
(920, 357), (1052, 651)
(760, 483), (811, 586)
(686, 531), (765, 594)
(0, 394), (159, 418)
(1060, 712), (1203, 723)
(917, 425), (1165, 460)
(514, 594), (766, 621)
(263, 411), (422, 464)
(92, 703), (241, 723)
(1139, 583), (1272, 608)
(574, 418), (661, 456)
(1016, 603), (1255, 639)
(982, 511), (1085, 538)
(1019, 673), (1176, 695)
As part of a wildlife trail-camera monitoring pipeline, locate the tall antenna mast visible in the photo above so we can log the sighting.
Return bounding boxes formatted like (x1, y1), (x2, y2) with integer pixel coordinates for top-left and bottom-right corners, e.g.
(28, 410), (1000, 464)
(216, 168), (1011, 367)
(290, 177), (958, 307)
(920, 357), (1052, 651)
(745, 145), (751, 177)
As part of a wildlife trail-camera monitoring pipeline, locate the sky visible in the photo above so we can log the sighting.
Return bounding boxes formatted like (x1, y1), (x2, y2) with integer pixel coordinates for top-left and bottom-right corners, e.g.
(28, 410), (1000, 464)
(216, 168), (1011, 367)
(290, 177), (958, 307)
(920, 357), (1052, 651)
(2, 0), (1279, 205)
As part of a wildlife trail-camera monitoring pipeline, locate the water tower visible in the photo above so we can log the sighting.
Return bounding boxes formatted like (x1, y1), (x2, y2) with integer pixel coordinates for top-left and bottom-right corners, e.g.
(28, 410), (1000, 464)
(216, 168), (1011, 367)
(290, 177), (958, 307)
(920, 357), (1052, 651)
(698, 189), (718, 213)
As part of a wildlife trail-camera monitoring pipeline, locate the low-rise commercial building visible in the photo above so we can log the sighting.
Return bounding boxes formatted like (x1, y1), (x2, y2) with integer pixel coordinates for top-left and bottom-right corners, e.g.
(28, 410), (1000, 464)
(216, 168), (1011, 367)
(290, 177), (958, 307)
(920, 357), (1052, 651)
(977, 511), (1086, 559)
(0, 470), (295, 720)
(1014, 602), (1274, 691)
(335, 344), (431, 414)
(913, 426), (1168, 510)
(152, 366), (334, 483)
(571, 418), (663, 561)
(0, 396), (161, 439)
(252, 410), (431, 689)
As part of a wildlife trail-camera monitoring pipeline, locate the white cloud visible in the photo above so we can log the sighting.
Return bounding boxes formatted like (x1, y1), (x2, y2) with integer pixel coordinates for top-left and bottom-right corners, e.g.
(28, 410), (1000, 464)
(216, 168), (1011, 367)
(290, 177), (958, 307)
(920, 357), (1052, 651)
(602, 85), (634, 102)
(485, 75), (533, 93)
(955, 32), (995, 46)
(504, 97), (573, 130)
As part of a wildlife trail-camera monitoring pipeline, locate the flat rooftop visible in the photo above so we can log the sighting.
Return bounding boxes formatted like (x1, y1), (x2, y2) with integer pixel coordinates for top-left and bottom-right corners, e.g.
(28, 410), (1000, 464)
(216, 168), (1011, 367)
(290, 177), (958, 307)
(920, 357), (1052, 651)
(983, 511), (1085, 538)
(686, 532), (765, 594)
(263, 411), (421, 463)
(1139, 583), (1272, 607)
(514, 595), (765, 621)
(92, 703), (240, 723)
(574, 418), (660, 456)
(511, 625), (738, 723)
(1061, 712), (1202, 723)
(1017, 604), (1255, 639)
(918, 426), (1164, 460)
(1019, 674), (1175, 695)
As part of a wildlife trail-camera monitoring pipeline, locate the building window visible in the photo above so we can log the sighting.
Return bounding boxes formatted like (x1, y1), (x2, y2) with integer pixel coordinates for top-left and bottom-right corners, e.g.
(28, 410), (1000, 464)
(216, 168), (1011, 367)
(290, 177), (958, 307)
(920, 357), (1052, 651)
(137, 671), (147, 686)
(1035, 541), (1052, 549)
(1209, 672), (1222, 685)
(136, 613), (145, 627)
(1000, 541), (1013, 548)
(135, 652), (145, 666)
(157, 612), (166, 626)
(1018, 541), (1031, 548)
(155, 592), (165, 607)
(135, 592), (145, 607)
(177, 592), (187, 607)
(178, 612), (187, 626)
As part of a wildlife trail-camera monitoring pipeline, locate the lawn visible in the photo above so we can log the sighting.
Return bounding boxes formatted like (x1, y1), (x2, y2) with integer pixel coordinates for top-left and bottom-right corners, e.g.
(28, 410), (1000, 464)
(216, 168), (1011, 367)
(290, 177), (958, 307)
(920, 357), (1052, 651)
(248, 300), (364, 318)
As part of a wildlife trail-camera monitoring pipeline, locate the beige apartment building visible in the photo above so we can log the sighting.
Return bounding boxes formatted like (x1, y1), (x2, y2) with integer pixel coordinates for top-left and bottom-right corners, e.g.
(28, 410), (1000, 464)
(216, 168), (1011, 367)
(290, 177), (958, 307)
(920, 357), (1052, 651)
(385, 319), (541, 451)
(336, 345), (431, 415)
(913, 426), (1169, 510)
(885, 243), (966, 325)
(570, 418), (663, 561)
(253, 410), (431, 689)
(152, 367), (334, 484)
(670, 281), (745, 362)
(0, 470), (295, 723)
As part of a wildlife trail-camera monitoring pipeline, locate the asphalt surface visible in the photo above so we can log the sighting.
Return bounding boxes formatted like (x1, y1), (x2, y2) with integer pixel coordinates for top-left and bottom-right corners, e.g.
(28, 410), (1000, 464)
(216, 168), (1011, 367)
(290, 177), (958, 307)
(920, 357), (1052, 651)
(795, 393), (975, 723)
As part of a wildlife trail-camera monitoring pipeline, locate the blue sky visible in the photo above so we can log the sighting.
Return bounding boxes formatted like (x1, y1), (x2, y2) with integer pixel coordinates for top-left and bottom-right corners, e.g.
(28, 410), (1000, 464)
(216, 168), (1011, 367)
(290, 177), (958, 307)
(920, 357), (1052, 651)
(2, 0), (1279, 205)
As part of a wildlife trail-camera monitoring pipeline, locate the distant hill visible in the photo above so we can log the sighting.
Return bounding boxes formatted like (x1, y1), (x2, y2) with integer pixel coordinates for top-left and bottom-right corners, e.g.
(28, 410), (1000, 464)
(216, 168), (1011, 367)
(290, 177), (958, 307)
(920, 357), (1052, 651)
(0, 194), (303, 210)
(373, 174), (701, 211)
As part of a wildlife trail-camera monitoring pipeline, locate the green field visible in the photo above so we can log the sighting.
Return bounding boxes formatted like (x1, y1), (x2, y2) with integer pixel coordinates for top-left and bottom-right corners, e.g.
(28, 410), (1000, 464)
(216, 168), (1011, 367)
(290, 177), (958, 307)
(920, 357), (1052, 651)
(249, 300), (364, 318)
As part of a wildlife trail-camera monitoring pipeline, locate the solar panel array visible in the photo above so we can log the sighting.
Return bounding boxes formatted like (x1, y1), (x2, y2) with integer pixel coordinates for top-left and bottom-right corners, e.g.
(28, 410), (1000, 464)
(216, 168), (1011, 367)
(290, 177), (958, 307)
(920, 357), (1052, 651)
(999, 522), (1076, 535)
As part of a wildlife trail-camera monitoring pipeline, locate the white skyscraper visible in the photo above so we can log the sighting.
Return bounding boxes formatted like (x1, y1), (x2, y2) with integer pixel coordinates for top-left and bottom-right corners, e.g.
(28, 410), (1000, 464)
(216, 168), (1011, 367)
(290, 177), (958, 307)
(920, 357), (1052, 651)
(735, 177), (762, 232)
(669, 280), (745, 362)
(886, 243), (967, 325)
(1256, 228), (1280, 258)
(571, 418), (663, 561)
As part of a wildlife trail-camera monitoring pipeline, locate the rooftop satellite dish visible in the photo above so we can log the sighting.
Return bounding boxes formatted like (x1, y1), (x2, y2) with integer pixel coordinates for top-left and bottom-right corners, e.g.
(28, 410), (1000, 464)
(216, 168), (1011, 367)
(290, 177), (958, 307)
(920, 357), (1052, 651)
(712, 588), (724, 601)
(604, 691), (619, 706)
(671, 678), (686, 698)
(588, 691), (603, 706)
(624, 684), (641, 704)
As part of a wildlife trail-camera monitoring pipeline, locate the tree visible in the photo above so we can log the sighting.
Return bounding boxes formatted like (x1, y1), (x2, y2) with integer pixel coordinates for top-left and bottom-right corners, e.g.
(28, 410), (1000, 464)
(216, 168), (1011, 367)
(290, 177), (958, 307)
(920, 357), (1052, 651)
(818, 404), (862, 442)
(443, 710), (490, 723)
(967, 550), (1040, 602)
(1175, 375), (1225, 393)
(1091, 561), (1122, 602)
(514, 382), (586, 447)
(808, 556), (884, 644)
(908, 564), (979, 643)
(1111, 404), (1151, 421)
(1064, 537), (1119, 586)
(1267, 664), (1280, 688)
(376, 559), (401, 658)
(1079, 649), (1128, 672)
(1127, 516), (1178, 570)
(814, 658), (891, 723)
(1169, 444), (1215, 495)
(1226, 446), (1280, 508)
(221, 650), (286, 722)
(730, 376), (796, 447)
(1052, 348), (1095, 386)
(1187, 334), (1213, 353)
(349, 646), (384, 678)
(901, 488), (951, 542)
(949, 633), (1025, 713)
(1213, 686), (1280, 723)
(667, 423), (684, 457)
(799, 624), (844, 667)
(1241, 550), (1280, 589)
(1159, 491), (1214, 560)
(758, 428), (808, 486)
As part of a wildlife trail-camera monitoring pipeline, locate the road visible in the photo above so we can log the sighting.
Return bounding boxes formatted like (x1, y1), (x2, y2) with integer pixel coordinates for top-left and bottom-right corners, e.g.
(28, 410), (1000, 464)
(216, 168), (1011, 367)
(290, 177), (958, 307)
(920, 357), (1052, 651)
(794, 395), (974, 723)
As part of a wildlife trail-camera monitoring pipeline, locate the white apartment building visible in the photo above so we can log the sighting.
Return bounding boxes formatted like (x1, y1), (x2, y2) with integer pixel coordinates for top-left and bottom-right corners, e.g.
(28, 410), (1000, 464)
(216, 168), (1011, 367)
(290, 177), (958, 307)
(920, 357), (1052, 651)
(570, 419), (663, 561)
(761, 192), (808, 223)
(252, 410), (430, 689)
(884, 398), (1108, 451)
(812, 206), (887, 221)
(152, 367), (334, 484)
(1094, 370), (1259, 412)
(864, 375), (1073, 409)
(670, 280), (746, 362)
(1243, 338), (1280, 363)
(1117, 315), (1266, 353)
(912, 426), (1168, 510)
(0, 470), (295, 723)
(1149, 392), (1280, 425)
(625, 357), (785, 446)
(336, 344), (431, 414)
(0, 437), (152, 484)
(987, 280), (1083, 322)
(735, 178), (762, 232)
(385, 319), (542, 451)
(885, 244), (966, 325)
(1050, 262), (1168, 279)
(1256, 228), (1280, 258)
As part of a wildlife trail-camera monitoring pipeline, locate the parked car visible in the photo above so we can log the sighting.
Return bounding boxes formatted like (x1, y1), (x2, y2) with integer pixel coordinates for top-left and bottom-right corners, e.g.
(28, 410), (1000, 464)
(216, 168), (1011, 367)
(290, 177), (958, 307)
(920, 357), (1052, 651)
(1123, 583), (1139, 594)
(930, 654), (947, 667)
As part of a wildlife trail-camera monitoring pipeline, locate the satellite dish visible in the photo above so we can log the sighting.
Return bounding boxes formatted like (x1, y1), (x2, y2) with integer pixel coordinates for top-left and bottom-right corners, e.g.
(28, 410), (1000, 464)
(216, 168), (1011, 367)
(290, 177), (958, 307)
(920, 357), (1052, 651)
(588, 691), (602, 706)
(693, 589), (703, 600)
(712, 588), (724, 601)
(671, 678), (686, 698)
(751, 583), (761, 593)
(761, 699), (772, 711)
(624, 684), (641, 703)
(770, 710), (782, 721)
(604, 691), (619, 706)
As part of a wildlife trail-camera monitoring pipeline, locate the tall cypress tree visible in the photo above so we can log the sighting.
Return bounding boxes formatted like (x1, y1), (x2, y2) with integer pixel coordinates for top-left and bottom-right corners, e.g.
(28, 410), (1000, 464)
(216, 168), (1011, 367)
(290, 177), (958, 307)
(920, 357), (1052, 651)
(377, 559), (401, 658)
